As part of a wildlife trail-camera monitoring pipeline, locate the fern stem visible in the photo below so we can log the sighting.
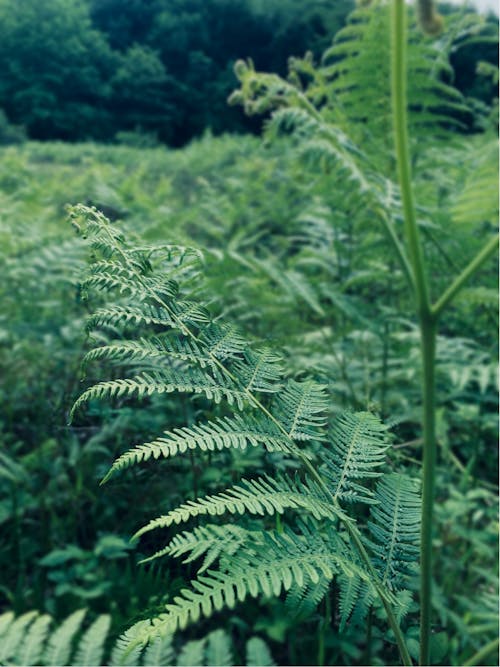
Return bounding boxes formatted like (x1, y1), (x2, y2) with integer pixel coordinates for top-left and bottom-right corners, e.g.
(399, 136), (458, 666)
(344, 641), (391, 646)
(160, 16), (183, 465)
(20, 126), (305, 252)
(96, 215), (412, 666)
(379, 211), (416, 292)
(391, 3), (438, 665)
(391, 0), (431, 319)
(432, 234), (499, 318)
(463, 638), (500, 667)
(419, 318), (436, 667)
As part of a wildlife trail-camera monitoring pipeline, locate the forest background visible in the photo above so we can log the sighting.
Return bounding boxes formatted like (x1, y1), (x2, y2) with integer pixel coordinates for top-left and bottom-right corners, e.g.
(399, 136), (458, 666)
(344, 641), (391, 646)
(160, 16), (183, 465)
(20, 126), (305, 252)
(0, 0), (498, 146)
(0, 0), (499, 666)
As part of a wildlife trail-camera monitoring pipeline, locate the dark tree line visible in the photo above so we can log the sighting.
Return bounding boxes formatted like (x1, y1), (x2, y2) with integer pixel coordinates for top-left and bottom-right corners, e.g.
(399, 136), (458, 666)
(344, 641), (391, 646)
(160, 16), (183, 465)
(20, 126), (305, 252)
(0, 0), (354, 145)
(0, 0), (496, 146)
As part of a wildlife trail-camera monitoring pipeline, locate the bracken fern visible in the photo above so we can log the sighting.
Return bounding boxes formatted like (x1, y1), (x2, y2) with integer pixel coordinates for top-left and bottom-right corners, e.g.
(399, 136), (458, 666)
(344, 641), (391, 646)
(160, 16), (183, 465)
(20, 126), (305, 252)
(69, 205), (421, 660)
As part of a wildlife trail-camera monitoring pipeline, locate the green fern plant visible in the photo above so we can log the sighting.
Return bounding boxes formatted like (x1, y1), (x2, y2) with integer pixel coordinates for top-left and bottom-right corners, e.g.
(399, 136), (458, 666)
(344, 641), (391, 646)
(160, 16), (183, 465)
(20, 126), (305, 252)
(0, 608), (275, 667)
(229, 3), (498, 664)
(69, 204), (420, 664)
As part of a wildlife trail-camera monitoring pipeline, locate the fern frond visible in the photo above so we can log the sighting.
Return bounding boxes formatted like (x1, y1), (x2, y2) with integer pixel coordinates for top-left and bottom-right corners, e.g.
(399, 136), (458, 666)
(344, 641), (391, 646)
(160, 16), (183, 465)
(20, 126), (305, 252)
(86, 304), (176, 333)
(321, 411), (390, 504)
(85, 301), (210, 334)
(102, 414), (295, 482)
(177, 638), (207, 667)
(83, 336), (218, 370)
(0, 611), (39, 664)
(367, 473), (421, 590)
(205, 629), (233, 667)
(73, 614), (111, 666)
(234, 349), (284, 393)
(140, 524), (256, 571)
(71, 368), (247, 420)
(131, 529), (343, 646)
(452, 139), (499, 228)
(274, 379), (329, 441)
(15, 614), (52, 667)
(199, 323), (248, 360)
(110, 621), (149, 667)
(338, 573), (364, 631)
(246, 637), (275, 667)
(285, 575), (332, 619)
(134, 475), (341, 541)
(0, 611), (15, 640)
(141, 633), (175, 667)
(43, 608), (87, 666)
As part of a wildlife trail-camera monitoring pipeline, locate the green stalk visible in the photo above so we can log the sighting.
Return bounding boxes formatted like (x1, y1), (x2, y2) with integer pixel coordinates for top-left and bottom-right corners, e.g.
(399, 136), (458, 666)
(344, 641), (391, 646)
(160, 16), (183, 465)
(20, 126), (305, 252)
(391, 0), (431, 318)
(463, 638), (500, 666)
(418, 317), (436, 666)
(391, 3), (436, 664)
(432, 234), (499, 318)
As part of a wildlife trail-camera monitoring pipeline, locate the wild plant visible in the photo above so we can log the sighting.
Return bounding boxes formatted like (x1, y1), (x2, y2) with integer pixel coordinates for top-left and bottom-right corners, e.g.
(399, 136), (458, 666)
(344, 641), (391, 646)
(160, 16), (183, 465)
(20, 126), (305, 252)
(68, 2), (498, 666)
(69, 203), (421, 665)
(0, 608), (275, 666)
(230, 1), (498, 664)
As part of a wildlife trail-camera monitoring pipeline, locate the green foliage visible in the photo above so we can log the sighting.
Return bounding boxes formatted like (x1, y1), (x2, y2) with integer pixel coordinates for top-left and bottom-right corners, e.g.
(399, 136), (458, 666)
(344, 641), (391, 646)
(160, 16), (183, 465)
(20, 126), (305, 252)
(0, 608), (274, 666)
(69, 205), (422, 655)
(0, 4), (497, 661)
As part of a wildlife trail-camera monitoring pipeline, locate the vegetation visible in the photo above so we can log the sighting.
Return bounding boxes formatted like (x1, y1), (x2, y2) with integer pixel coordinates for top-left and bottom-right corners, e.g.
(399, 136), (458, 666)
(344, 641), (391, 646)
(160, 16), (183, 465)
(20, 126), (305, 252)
(0, 0), (497, 145)
(0, 0), (498, 665)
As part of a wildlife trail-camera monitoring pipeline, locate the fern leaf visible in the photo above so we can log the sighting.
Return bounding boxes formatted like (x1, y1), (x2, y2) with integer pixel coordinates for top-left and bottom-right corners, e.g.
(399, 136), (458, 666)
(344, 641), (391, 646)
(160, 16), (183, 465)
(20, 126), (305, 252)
(86, 301), (209, 334)
(132, 534), (337, 645)
(142, 633), (175, 666)
(134, 475), (340, 541)
(132, 527), (367, 648)
(15, 613), (52, 666)
(234, 349), (284, 394)
(83, 337), (216, 370)
(205, 629), (233, 667)
(367, 473), (421, 590)
(71, 369), (247, 421)
(44, 608), (87, 666)
(338, 573), (364, 631)
(110, 620), (149, 666)
(73, 614), (111, 666)
(285, 575), (332, 620)
(176, 638), (207, 666)
(141, 524), (256, 571)
(102, 415), (294, 482)
(0, 611), (38, 663)
(274, 380), (329, 441)
(322, 411), (390, 504)
(0, 611), (15, 640)
(246, 637), (275, 667)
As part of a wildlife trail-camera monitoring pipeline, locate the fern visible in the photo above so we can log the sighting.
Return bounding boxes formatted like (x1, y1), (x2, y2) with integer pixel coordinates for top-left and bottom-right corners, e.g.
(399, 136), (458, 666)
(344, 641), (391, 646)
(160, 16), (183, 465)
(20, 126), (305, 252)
(43, 609), (87, 666)
(69, 205), (420, 656)
(321, 411), (391, 504)
(134, 474), (340, 541)
(0, 609), (274, 667)
(246, 636), (275, 667)
(73, 614), (111, 666)
(367, 473), (421, 590)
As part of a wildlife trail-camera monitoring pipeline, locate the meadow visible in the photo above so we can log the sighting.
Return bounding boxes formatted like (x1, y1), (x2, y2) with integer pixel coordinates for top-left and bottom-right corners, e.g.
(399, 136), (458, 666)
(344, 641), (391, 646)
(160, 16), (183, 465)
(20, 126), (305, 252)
(0, 2), (498, 666)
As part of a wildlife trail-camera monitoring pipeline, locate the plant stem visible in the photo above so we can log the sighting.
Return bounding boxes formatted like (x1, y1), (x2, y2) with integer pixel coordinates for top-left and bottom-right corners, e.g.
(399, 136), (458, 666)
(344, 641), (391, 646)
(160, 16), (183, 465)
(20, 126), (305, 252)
(419, 317), (436, 666)
(391, 0), (431, 318)
(432, 234), (499, 318)
(463, 638), (500, 666)
(391, 3), (437, 665)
